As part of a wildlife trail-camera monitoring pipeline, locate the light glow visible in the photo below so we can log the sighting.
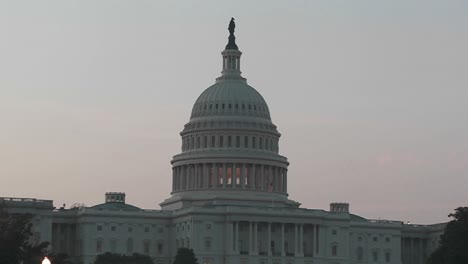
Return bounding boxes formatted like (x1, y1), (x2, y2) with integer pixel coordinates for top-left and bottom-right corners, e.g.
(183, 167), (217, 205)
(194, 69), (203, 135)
(42, 257), (51, 264)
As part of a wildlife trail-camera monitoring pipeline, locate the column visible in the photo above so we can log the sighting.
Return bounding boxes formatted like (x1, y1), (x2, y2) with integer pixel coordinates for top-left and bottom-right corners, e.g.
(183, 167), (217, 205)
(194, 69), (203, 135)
(299, 224), (304, 256)
(214, 163), (218, 187)
(284, 169), (288, 193)
(269, 166), (273, 191)
(267, 222), (272, 256)
(185, 165), (190, 190)
(249, 222), (253, 255)
(419, 238), (423, 264)
(172, 168), (175, 191)
(261, 165), (265, 190)
(241, 164), (246, 189)
(315, 224), (319, 255)
(223, 163), (227, 188)
(275, 167), (279, 192)
(281, 223), (285, 256)
(294, 224), (298, 255)
(203, 163), (208, 189)
(232, 163), (237, 188)
(234, 222), (239, 253)
(252, 164), (256, 189)
(254, 222), (258, 254)
(227, 221), (234, 254)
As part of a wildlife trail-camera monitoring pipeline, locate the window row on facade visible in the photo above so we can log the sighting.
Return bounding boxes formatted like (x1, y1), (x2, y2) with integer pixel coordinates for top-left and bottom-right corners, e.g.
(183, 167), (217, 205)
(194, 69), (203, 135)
(95, 238), (165, 256)
(193, 102), (269, 116)
(172, 163), (287, 193)
(182, 134), (279, 152)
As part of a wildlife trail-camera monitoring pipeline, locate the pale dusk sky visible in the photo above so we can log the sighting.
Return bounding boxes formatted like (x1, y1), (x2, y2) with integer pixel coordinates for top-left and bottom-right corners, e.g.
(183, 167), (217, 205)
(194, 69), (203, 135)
(1, 1), (467, 224)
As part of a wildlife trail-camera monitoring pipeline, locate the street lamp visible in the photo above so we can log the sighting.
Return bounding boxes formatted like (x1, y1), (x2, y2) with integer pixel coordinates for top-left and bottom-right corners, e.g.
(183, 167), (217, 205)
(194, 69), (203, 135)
(42, 257), (51, 264)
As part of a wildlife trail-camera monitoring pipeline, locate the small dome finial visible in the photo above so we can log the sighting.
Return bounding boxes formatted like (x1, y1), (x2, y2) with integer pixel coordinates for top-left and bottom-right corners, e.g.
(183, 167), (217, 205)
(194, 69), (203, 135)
(226, 17), (238, 50)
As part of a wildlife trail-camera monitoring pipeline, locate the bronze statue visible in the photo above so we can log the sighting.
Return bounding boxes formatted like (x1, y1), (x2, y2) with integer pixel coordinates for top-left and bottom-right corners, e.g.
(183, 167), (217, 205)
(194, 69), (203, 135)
(228, 17), (235, 35)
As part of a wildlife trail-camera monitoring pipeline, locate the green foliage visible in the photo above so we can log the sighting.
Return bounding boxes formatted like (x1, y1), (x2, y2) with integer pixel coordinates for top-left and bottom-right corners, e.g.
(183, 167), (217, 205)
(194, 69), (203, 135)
(427, 207), (468, 264)
(172, 248), (198, 264)
(94, 252), (154, 264)
(0, 203), (49, 264)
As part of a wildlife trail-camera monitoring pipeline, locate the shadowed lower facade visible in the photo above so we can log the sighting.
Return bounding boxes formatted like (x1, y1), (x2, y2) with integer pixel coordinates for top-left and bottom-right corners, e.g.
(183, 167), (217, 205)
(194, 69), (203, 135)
(2, 21), (445, 264)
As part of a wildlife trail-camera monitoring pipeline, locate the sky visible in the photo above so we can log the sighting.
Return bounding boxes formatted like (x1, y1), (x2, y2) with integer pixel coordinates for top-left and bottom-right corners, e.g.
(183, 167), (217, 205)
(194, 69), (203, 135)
(0, 0), (467, 224)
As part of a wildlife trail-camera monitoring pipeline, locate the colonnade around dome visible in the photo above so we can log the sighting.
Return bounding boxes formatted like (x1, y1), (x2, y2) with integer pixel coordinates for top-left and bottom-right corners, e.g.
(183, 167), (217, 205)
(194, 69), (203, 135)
(172, 163), (287, 193)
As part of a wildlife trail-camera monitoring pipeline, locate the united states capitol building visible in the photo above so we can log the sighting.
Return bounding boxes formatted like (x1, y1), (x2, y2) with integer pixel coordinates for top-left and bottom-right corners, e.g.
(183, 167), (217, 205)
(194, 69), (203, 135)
(3, 21), (445, 264)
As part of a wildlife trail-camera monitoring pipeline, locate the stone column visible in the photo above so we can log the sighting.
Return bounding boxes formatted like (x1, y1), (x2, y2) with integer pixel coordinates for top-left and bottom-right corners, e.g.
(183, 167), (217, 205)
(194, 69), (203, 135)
(299, 224), (304, 256)
(214, 163), (218, 187)
(203, 163), (208, 189)
(267, 222), (272, 256)
(249, 222), (253, 255)
(254, 222), (258, 255)
(269, 166), (273, 191)
(315, 224), (319, 255)
(234, 222), (239, 253)
(241, 164), (246, 189)
(294, 224), (298, 255)
(223, 163), (227, 188)
(252, 164), (256, 189)
(284, 169), (288, 193)
(261, 165), (265, 190)
(281, 223), (285, 257)
(227, 221), (234, 254)
(232, 163), (237, 188)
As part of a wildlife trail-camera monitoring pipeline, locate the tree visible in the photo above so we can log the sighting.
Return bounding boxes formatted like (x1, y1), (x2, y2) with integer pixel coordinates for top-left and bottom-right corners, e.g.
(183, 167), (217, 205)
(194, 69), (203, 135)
(0, 203), (49, 264)
(94, 252), (153, 264)
(427, 207), (468, 264)
(173, 248), (198, 264)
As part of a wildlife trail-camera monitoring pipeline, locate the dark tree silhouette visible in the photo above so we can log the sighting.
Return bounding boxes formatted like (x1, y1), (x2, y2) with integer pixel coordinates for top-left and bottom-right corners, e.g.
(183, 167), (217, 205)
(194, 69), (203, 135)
(173, 248), (198, 264)
(0, 203), (49, 264)
(94, 252), (153, 264)
(427, 207), (468, 264)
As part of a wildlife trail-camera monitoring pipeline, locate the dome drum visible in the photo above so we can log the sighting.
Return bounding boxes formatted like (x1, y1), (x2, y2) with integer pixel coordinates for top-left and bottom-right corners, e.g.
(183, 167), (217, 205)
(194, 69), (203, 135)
(170, 162), (288, 195)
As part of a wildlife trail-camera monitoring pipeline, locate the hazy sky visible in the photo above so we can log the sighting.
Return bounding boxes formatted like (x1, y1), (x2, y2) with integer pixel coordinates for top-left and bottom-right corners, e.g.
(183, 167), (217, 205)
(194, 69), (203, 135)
(1, 1), (467, 224)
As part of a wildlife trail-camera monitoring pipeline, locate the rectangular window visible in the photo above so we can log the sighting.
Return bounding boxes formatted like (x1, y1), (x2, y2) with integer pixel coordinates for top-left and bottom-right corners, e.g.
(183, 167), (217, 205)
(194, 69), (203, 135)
(252, 137), (256, 148)
(220, 136), (224, 147)
(144, 241), (150, 254)
(211, 136), (215, 148)
(228, 136), (232, 147)
(97, 225), (102, 231)
(110, 239), (117, 253)
(96, 240), (103, 253)
(332, 245), (337, 256)
(197, 137), (200, 148)
(236, 136), (240, 148)
(204, 136), (208, 148)
(204, 239), (212, 250)
(265, 137), (269, 150)
(373, 251), (378, 262)
(244, 136), (248, 148)
(385, 252), (391, 263)
(157, 243), (164, 255)
(259, 137), (263, 149)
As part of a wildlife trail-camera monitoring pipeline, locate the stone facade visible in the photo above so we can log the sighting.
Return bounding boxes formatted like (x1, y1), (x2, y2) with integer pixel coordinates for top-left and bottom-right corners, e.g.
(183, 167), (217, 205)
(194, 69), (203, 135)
(2, 24), (445, 264)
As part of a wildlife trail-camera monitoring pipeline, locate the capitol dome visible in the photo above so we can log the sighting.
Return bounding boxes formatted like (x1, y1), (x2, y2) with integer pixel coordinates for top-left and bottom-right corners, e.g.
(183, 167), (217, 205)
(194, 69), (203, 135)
(160, 20), (298, 210)
(190, 81), (271, 120)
